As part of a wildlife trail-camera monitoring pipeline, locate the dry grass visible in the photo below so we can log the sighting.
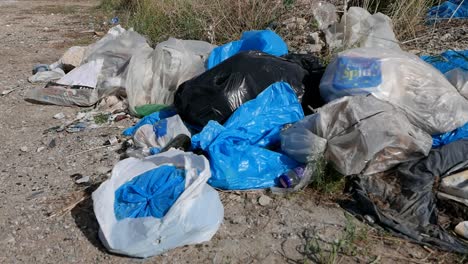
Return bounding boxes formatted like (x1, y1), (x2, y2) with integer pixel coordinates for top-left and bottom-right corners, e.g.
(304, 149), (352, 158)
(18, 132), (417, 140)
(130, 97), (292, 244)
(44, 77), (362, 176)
(100, 0), (290, 45)
(354, 0), (438, 40)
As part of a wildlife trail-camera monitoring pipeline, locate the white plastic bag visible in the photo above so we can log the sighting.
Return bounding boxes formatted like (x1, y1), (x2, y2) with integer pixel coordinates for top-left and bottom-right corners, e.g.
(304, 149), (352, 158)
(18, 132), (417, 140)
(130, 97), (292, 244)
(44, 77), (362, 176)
(125, 38), (215, 114)
(320, 47), (468, 134)
(325, 7), (400, 51)
(133, 115), (191, 150)
(92, 150), (224, 258)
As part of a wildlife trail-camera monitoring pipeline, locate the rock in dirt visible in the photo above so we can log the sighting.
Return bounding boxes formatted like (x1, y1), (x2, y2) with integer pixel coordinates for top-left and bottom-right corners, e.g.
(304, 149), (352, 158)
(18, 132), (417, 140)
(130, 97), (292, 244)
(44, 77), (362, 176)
(60, 46), (86, 70)
(75, 176), (90, 184)
(20, 146), (28, 152)
(53, 112), (65, 120)
(36, 146), (45, 153)
(258, 195), (272, 206)
(48, 139), (56, 148)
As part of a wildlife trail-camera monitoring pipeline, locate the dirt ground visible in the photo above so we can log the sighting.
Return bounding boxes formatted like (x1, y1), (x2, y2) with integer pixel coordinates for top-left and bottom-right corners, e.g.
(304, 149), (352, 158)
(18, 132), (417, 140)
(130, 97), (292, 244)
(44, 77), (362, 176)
(0, 0), (465, 263)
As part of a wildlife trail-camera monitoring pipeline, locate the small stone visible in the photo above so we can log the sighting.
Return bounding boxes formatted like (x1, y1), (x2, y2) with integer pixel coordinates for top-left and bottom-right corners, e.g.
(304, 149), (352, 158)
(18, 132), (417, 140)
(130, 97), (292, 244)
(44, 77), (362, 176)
(20, 146), (28, 152)
(75, 176), (90, 184)
(364, 215), (375, 224)
(48, 139), (56, 148)
(455, 221), (468, 239)
(60, 46), (86, 68)
(53, 113), (65, 120)
(304, 44), (323, 53)
(258, 195), (272, 206)
(36, 146), (46, 153)
(441, 33), (451, 42)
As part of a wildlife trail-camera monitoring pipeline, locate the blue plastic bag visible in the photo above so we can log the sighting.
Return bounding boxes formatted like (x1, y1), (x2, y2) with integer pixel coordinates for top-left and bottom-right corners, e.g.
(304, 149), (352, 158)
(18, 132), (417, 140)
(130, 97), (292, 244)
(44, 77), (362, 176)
(114, 165), (186, 220)
(421, 50), (468, 74)
(427, 0), (468, 20)
(192, 82), (303, 190)
(123, 108), (177, 136)
(207, 30), (288, 69)
(432, 122), (468, 148)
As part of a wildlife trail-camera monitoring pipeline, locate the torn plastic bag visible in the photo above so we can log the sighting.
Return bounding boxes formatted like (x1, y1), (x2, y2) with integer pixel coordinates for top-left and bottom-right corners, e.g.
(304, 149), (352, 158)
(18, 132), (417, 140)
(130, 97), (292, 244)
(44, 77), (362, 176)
(93, 149), (224, 258)
(421, 50), (468, 74)
(175, 51), (324, 128)
(207, 30), (288, 69)
(325, 7), (400, 51)
(133, 115), (191, 154)
(346, 140), (468, 253)
(281, 95), (432, 176)
(445, 68), (468, 99)
(192, 82), (303, 190)
(320, 47), (468, 134)
(433, 122), (468, 148)
(125, 38), (215, 115)
(427, 0), (468, 20)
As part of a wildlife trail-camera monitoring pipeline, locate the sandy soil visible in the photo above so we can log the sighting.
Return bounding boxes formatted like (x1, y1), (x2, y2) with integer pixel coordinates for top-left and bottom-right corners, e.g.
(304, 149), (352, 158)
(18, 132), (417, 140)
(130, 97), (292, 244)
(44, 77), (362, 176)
(0, 0), (464, 263)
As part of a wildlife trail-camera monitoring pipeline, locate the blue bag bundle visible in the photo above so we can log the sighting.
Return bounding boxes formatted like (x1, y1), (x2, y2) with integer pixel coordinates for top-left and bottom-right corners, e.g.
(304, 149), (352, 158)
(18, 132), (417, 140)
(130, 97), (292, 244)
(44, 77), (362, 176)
(432, 122), (468, 148)
(427, 0), (468, 20)
(421, 50), (468, 74)
(207, 30), (288, 69)
(122, 108), (177, 136)
(114, 165), (185, 220)
(192, 82), (304, 190)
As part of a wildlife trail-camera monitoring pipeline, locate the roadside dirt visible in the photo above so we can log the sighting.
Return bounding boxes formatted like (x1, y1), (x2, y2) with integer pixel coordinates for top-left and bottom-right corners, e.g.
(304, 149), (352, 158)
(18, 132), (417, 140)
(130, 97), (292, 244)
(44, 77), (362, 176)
(0, 0), (464, 263)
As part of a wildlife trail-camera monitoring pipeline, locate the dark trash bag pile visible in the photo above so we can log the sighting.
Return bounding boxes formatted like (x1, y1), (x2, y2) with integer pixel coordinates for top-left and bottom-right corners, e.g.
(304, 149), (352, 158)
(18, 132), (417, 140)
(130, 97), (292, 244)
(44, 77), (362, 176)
(25, 20), (468, 258)
(174, 51), (324, 128)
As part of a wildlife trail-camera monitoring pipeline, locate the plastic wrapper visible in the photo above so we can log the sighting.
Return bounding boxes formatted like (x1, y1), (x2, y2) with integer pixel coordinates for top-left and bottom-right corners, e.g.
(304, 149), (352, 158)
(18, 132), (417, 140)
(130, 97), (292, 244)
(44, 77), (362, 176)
(192, 82), (303, 190)
(347, 140), (468, 253)
(433, 122), (468, 148)
(428, 0), (468, 19)
(281, 95), (432, 176)
(320, 47), (468, 134)
(422, 50), (468, 74)
(207, 30), (288, 69)
(325, 7), (400, 51)
(125, 38), (215, 115)
(175, 51), (324, 129)
(93, 149), (224, 258)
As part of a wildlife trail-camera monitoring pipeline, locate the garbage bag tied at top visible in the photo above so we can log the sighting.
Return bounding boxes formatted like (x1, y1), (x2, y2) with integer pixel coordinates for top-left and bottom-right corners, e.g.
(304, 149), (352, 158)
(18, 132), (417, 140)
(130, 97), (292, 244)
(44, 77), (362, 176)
(192, 82), (303, 190)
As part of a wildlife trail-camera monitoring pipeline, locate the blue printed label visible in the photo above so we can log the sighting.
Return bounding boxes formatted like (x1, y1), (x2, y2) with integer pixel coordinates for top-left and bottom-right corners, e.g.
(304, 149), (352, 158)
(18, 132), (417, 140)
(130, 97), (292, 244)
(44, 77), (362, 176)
(332, 57), (382, 90)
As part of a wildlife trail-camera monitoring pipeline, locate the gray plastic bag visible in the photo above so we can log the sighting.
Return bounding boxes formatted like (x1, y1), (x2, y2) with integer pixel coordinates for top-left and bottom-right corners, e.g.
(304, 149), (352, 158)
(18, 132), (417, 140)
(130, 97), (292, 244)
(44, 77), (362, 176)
(281, 95), (432, 176)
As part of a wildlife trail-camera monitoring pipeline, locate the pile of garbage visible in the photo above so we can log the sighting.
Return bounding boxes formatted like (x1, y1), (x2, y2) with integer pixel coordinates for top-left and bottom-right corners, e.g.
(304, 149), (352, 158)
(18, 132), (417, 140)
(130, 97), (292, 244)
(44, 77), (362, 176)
(26, 5), (468, 258)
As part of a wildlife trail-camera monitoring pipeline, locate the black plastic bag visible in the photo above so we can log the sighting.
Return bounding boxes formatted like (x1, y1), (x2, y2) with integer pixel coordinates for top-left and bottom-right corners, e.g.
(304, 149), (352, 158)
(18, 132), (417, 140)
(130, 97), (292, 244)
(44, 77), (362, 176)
(174, 51), (325, 128)
(346, 140), (468, 253)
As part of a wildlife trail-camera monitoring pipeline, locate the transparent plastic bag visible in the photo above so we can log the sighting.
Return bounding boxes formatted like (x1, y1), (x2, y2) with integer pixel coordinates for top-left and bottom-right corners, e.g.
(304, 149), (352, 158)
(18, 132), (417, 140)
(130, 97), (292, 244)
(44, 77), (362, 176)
(320, 47), (468, 134)
(125, 38), (215, 114)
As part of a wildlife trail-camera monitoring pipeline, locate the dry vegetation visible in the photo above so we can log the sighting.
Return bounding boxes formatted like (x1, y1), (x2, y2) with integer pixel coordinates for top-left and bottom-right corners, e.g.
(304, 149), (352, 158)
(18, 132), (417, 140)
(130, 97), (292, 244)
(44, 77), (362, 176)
(100, 0), (437, 46)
